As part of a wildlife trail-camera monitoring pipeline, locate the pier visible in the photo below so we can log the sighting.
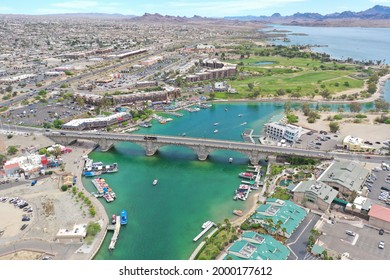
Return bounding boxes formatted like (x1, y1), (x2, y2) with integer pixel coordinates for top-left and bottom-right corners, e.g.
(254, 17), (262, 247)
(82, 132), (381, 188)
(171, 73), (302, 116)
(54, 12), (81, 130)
(108, 216), (121, 250)
(164, 111), (183, 117)
(193, 221), (216, 242)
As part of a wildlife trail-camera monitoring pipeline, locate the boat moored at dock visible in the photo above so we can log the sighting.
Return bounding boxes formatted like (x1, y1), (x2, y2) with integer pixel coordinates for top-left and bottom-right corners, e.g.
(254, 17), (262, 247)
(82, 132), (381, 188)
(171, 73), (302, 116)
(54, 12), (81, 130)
(239, 172), (255, 179)
(120, 210), (128, 225)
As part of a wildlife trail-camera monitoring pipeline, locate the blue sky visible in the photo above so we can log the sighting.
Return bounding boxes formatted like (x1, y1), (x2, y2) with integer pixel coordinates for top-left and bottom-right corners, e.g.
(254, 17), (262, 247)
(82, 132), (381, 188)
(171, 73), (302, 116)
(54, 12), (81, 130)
(0, 0), (389, 17)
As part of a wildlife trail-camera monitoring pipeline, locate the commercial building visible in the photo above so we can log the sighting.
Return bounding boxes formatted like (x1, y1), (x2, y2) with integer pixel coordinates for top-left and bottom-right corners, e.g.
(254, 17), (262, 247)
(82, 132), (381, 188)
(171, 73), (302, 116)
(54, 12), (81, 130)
(251, 198), (307, 238)
(62, 112), (131, 131)
(264, 122), (302, 143)
(318, 160), (369, 196)
(141, 55), (163, 66)
(185, 59), (237, 82)
(2, 154), (49, 177)
(342, 135), (375, 152)
(225, 231), (290, 260)
(292, 180), (338, 212)
(368, 204), (390, 231)
(56, 224), (87, 243)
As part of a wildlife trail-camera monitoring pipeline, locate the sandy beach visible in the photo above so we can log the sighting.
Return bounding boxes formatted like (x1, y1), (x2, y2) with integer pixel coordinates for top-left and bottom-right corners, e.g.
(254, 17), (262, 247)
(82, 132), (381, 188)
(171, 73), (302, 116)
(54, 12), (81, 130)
(294, 110), (390, 142)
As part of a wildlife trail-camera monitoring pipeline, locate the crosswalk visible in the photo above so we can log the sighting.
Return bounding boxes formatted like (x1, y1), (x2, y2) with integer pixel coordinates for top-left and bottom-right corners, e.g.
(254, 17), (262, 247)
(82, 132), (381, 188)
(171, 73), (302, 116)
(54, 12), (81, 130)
(303, 252), (322, 260)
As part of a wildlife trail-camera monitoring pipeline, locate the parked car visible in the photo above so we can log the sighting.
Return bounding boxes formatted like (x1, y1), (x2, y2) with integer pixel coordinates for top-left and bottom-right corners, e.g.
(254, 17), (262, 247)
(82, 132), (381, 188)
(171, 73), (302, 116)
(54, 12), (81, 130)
(379, 241), (385, 249)
(381, 187), (390, 192)
(346, 230), (356, 236)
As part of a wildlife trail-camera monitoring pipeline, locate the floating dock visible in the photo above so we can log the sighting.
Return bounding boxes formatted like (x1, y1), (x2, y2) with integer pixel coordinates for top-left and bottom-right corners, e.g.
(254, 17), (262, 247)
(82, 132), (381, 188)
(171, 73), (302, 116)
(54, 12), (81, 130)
(108, 216), (121, 250)
(193, 221), (216, 242)
(164, 111), (183, 117)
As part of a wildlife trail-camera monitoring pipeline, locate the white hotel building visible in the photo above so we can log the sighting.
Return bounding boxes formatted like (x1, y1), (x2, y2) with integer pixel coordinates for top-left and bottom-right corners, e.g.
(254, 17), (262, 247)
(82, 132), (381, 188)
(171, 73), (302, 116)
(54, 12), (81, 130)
(264, 122), (302, 143)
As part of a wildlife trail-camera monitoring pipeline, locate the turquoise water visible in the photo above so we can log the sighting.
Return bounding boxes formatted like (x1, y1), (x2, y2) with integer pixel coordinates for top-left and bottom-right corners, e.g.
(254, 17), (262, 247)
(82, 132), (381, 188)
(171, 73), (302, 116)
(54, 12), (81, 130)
(268, 25), (390, 63)
(253, 61), (275, 65)
(86, 102), (283, 260)
(384, 80), (390, 103)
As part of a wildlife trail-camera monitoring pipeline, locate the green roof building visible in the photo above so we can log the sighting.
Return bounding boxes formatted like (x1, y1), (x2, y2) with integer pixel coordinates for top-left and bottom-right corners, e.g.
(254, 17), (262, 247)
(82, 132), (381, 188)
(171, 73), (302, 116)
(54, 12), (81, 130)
(251, 198), (307, 238)
(225, 231), (290, 260)
(292, 180), (338, 212)
(318, 160), (369, 196)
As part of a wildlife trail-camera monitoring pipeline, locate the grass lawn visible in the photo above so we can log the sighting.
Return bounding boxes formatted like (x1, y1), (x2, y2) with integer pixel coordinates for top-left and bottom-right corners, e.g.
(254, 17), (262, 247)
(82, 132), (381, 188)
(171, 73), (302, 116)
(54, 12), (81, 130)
(224, 56), (365, 98)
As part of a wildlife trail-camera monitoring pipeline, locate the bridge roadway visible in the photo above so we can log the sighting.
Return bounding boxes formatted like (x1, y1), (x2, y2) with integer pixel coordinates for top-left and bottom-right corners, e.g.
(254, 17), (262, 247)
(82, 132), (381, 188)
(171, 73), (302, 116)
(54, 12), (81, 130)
(45, 130), (389, 165)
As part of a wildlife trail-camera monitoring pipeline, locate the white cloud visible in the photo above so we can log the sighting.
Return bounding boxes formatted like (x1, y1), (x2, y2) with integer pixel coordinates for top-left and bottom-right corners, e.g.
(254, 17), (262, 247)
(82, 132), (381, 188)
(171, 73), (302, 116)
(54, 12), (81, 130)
(52, 1), (99, 9)
(0, 6), (14, 13)
(370, 0), (390, 3)
(144, 0), (306, 16)
(39, 1), (129, 14)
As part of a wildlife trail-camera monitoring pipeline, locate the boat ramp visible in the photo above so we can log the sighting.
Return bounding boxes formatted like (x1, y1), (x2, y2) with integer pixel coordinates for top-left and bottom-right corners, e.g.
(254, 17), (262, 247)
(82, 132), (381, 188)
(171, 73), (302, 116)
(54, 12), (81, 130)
(193, 221), (216, 242)
(108, 215), (121, 250)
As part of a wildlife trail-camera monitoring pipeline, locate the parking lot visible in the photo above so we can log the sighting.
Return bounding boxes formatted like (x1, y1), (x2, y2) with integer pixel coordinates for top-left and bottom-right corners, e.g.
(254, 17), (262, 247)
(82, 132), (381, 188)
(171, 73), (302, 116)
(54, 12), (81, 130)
(318, 220), (390, 259)
(1, 100), (87, 127)
(294, 131), (339, 152)
(367, 169), (390, 207)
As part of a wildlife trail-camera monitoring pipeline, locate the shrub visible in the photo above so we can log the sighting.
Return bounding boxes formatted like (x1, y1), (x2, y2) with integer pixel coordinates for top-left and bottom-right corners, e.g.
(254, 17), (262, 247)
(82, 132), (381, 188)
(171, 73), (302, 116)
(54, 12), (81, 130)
(61, 185), (68, 192)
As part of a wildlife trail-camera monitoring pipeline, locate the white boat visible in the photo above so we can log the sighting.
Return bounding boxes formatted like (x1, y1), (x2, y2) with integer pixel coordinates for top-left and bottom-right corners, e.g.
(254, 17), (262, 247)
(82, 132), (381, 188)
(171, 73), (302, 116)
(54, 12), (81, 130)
(202, 221), (212, 229)
(229, 158), (233, 163)
(153, 179), (158, 185)
(214, 129), (218, 133)
(238, 114), (243, 117)
(214, 122), (219, 126)
(240, 122), (247, 126)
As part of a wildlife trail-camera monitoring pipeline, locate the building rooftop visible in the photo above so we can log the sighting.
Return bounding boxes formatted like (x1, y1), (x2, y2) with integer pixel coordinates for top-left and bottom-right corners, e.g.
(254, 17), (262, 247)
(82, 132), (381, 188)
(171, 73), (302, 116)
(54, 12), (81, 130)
(226, 231), (290, 260)
(63, 112), (128, 127)
(293, 180), (338, 204)
(318, 160), (369, 193)
(252, 199), (307, 235)
(368, 204), (390, 223)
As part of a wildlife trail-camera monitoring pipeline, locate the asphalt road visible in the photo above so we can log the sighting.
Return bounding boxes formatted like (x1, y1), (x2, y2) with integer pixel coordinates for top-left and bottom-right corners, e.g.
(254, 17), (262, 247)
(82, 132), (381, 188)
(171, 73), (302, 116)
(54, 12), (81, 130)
(2, 125), (389, 164)
(286, 212), (321, 260)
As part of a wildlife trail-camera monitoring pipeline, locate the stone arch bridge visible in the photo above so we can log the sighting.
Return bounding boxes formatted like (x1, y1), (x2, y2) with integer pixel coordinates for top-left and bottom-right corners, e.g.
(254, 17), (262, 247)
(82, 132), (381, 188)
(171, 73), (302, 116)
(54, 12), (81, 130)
(47, 132), (332, 165)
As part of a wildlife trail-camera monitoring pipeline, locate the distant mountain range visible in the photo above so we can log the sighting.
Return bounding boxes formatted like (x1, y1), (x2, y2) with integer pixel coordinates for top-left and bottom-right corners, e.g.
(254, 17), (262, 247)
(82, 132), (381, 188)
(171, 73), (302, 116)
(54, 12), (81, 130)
(225, 5), (390, 21)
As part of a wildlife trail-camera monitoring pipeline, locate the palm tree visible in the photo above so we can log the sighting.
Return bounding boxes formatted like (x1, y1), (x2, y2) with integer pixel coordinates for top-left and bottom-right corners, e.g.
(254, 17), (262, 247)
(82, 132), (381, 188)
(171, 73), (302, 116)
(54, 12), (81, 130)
(281, 227), (287, 237)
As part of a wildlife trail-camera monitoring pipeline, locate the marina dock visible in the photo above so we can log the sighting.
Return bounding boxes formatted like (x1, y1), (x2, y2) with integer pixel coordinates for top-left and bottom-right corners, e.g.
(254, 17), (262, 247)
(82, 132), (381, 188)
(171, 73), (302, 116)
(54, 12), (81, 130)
(108, 215), (121, 250)
(164, 111), (183, 117)
(193, 221), (216, 242)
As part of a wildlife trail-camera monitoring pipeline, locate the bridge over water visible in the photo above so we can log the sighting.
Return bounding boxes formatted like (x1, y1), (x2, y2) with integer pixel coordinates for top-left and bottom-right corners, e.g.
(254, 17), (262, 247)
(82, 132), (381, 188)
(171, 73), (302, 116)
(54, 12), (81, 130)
(47, 131), (334, 164)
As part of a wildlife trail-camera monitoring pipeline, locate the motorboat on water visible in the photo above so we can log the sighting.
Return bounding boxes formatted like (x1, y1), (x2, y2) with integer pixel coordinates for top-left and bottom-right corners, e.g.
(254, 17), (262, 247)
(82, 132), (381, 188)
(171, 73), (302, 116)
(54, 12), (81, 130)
(214, 129), (218, 133)
(233, 209), (243, 216)
(153, 179), (158, 185)
(239, 172), (255, 179)
(238, 114), (243, 117)
(240, 122), (247, 126)
(238, 184), (250, 190)
(229, 158), (233, 163)
(214, 122), (219, 126)
(234, 192), (246, 201)
(120, 210), (128, 225)
(112, 214), (116, 224)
